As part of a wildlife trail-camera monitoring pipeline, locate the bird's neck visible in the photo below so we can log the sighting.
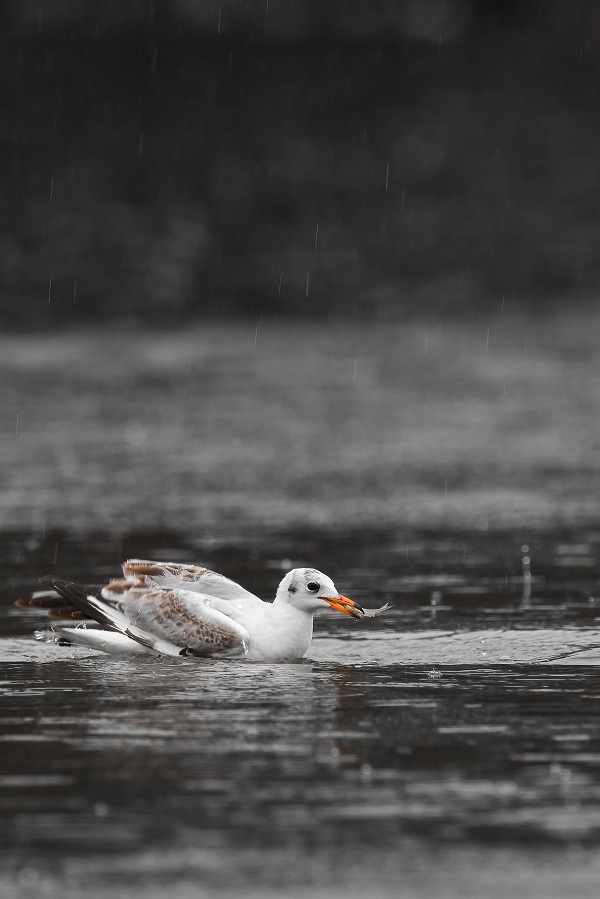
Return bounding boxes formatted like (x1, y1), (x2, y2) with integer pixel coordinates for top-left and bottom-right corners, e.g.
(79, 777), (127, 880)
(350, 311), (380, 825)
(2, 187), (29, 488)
(271, 594), (313, 625)
(252, 597), (314, 661)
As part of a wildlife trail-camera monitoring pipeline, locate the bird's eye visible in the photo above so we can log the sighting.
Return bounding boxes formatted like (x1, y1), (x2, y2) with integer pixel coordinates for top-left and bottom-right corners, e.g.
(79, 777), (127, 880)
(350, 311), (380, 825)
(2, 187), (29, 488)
(306, 581), (320, 593)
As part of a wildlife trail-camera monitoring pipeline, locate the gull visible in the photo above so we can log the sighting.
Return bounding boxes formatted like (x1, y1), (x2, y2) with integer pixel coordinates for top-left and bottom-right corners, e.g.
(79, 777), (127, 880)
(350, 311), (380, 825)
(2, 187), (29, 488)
(16, 559), (391, 661)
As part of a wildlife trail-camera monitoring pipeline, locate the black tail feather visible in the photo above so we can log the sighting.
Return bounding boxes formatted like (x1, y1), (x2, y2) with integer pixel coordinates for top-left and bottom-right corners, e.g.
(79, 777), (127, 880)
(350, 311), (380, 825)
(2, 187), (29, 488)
(38, 577), (117, 631)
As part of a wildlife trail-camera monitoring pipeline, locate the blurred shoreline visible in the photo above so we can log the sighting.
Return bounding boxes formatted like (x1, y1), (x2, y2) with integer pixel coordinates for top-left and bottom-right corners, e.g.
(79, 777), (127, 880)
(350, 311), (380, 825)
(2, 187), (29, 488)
(1, 311), (598, 535)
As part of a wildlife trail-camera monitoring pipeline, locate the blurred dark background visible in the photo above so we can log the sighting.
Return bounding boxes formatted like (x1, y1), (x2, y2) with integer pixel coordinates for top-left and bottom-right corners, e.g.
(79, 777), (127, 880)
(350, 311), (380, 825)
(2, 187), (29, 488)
(2, 0), (599, 325)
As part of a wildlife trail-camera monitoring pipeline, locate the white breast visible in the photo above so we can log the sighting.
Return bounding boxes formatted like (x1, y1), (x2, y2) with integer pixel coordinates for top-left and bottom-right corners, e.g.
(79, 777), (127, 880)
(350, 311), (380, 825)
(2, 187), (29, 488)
(245, 603), (314, 661)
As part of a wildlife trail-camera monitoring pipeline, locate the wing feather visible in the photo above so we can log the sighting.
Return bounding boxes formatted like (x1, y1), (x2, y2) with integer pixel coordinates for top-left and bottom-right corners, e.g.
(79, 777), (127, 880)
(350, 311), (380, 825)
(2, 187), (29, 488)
(121, 559), (264, 611)
(38, 578), (250, 658)
(15, 589), (88, 620)
(40, 578), (185, 656)
(120, 587), (250, 658)
(18, 562), (261, 658)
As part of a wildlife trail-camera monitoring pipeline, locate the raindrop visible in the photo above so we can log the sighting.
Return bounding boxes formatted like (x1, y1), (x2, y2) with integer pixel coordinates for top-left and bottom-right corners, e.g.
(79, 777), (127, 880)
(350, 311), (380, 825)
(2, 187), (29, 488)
(521, 545), (532, 605)
(430, 590), (442, 622)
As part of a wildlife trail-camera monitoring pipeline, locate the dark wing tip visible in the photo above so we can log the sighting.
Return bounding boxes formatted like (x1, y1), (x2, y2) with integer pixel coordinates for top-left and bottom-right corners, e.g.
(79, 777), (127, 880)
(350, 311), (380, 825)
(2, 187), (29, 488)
(35, 578), (109, 626)
(14, 578), (93, 620)
(39, 575), (64, 588)
(14, 596), (35, 609)
(14, 596), (86, 620)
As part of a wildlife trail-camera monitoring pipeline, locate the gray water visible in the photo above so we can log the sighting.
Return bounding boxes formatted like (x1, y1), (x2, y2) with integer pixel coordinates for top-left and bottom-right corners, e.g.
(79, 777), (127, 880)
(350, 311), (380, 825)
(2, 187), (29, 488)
(3, 527), (600, 899)
(2, 317), (600, 895)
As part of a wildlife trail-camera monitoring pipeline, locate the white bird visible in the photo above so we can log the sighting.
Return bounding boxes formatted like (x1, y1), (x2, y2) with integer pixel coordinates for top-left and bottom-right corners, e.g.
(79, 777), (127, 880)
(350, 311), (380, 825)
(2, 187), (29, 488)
(17, 559), (391, 661)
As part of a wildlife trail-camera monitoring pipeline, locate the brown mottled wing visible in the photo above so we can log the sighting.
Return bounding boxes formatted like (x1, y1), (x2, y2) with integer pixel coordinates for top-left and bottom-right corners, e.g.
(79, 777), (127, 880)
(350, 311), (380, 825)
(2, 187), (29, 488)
(119, 587), (250, 658)
(120, 559), (264, 612)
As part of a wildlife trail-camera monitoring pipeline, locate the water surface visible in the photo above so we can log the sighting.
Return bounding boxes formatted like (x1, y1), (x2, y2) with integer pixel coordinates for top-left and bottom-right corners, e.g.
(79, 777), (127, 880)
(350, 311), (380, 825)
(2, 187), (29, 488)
(2, 317), (600, 894)
(2, 527), (600, 898)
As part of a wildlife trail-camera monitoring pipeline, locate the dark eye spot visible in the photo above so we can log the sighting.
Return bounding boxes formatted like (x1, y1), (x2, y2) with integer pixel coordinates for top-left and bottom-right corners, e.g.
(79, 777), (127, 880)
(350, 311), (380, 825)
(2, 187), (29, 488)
(306, 581), (320, 593)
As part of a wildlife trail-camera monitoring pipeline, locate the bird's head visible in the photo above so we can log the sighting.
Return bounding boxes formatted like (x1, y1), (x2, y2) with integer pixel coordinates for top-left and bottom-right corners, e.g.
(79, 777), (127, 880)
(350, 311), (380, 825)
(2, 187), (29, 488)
(276, 568), (364, 618)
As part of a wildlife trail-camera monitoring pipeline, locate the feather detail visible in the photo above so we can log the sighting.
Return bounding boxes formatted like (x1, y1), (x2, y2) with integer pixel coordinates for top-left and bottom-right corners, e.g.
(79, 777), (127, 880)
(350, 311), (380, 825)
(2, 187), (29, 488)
(36, 577), (250, 658)
(52, 626), (151, 655)
(121, 559), (263, 610)
(16, 585), (90, 620)
(119, 586), (250, 657)
(41, 578), (184, 657)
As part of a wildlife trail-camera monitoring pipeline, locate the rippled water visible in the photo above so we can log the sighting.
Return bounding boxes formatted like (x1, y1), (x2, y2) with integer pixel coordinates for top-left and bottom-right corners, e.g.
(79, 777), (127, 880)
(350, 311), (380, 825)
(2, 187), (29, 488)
(3, 527), (600, 898)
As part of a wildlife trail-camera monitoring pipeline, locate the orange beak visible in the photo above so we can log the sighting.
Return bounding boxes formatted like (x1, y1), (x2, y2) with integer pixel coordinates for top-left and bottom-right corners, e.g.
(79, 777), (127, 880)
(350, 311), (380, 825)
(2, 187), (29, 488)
(321, 594), (365, 619)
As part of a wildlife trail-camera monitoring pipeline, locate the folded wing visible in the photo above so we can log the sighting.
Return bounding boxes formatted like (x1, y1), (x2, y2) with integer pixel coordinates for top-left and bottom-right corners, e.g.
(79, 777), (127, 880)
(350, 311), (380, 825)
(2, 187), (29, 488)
(119, 585), (251, 657)
(44, 578), (251, 658)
